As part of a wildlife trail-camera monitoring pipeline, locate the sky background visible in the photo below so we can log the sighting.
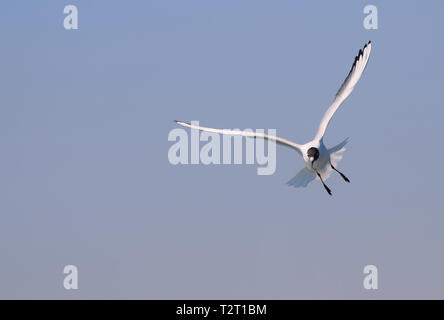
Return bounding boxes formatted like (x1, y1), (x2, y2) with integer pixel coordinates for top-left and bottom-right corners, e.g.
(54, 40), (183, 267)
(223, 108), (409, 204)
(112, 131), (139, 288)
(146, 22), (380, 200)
(1, 0), (443, 299)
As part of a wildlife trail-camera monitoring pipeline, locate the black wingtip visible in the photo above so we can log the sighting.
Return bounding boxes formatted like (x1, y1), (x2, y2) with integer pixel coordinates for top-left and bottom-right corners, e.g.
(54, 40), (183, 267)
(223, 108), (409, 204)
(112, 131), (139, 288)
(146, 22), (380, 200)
(175, 120), (191, 126)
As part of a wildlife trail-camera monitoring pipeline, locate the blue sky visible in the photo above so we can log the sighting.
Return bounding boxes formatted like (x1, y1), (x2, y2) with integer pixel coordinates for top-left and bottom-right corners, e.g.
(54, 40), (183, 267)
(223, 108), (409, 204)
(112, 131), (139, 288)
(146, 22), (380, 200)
(0, 0), (443, 298)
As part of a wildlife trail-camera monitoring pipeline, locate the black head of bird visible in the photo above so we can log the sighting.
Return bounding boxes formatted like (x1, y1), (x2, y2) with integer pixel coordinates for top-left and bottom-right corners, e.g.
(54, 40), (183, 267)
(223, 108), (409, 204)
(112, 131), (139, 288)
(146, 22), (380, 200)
(307, 147), (319, 164)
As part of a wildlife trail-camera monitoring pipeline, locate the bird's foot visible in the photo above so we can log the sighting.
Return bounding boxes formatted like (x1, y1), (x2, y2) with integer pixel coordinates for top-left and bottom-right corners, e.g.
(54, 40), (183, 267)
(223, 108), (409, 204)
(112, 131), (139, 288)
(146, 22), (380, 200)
(323, 183), (332, 196)
(340, 173), (350, 183)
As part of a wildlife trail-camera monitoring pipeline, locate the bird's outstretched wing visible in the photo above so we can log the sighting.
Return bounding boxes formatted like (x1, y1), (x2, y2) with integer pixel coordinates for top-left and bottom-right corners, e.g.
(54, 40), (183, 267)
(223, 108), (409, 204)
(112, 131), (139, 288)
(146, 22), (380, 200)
(175, 120), (302, 155)
(314, 41), (372, 141)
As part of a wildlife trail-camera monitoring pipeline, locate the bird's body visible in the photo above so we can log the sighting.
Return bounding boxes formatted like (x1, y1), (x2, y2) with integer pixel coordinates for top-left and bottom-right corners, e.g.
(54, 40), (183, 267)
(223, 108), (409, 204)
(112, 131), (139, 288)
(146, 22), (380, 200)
(175, 41), (372, 195)
(288, 138), (346, 193)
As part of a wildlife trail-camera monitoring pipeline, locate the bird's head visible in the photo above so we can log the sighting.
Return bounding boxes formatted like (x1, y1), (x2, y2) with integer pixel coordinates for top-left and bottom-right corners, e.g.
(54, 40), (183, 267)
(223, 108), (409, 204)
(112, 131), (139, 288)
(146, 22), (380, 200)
(307, 147), (319, 164)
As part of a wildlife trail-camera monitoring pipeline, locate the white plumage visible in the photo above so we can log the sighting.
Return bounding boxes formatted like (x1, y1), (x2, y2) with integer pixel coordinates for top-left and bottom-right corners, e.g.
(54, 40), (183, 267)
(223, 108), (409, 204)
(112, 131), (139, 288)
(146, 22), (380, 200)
(176, 41), (372, 195)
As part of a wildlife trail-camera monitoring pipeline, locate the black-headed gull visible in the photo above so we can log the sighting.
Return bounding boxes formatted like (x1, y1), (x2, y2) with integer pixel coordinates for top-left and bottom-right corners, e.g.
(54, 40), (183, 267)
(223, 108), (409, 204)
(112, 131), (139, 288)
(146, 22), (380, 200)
(176, 41), (372, 195)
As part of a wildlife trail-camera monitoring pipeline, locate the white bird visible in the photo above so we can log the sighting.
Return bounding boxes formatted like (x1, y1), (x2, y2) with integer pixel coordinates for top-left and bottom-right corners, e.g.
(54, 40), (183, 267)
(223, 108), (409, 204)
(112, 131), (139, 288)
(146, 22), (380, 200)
(175, 41), (372, 195)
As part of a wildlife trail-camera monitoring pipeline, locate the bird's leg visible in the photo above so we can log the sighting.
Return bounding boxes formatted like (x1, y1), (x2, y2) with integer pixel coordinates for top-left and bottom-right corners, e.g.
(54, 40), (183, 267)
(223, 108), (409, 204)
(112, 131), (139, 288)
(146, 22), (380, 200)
(329, 160), (350, 183)
(315, 169), (332, 196)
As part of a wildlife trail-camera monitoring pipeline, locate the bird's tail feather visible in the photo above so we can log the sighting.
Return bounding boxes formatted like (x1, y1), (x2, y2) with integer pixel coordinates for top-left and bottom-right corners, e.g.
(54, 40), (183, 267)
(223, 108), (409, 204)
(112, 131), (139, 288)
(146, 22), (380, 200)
(287, 168), (316, 188)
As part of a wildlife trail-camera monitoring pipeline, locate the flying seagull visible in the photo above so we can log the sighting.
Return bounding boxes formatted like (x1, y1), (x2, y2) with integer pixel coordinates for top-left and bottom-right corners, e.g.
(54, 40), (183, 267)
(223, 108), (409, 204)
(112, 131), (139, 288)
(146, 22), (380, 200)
(175, 41), (372, 195)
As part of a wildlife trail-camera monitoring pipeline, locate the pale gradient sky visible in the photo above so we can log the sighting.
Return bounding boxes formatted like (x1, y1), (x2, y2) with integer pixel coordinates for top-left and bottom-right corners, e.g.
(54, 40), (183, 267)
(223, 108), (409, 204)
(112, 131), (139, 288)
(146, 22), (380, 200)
(1, 0), (443, 299)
